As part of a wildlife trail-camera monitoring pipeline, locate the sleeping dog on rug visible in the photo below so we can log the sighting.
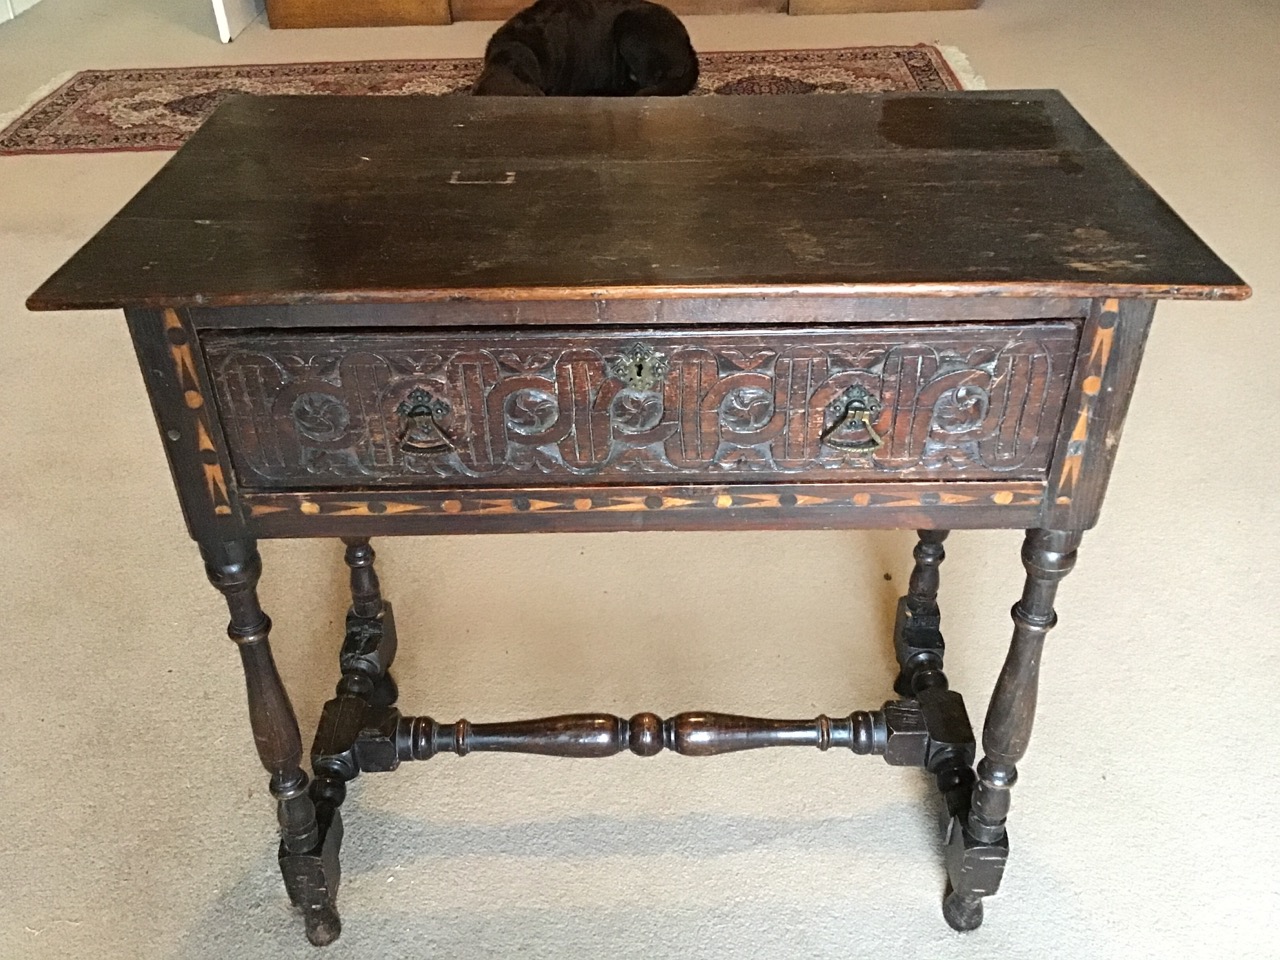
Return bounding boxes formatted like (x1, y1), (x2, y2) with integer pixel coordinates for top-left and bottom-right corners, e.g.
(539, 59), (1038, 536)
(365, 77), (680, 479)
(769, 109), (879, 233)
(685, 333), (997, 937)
(472, 0), (699, 97)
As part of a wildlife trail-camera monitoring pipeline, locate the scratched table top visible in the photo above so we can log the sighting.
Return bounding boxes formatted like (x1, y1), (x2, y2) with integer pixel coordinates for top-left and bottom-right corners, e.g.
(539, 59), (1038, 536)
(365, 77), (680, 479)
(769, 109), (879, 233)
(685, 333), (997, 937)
(28, 91), (1247, 311)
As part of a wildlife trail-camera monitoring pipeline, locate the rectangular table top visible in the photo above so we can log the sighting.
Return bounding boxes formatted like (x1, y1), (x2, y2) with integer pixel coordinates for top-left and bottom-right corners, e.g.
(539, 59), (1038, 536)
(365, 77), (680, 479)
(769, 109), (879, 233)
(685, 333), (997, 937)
(28, 90), (1247, 311)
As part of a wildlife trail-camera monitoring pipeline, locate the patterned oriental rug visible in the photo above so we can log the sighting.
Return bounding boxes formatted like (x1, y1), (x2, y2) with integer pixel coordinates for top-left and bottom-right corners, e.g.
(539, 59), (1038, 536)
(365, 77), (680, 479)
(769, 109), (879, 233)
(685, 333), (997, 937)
(0, 45), (974, 156)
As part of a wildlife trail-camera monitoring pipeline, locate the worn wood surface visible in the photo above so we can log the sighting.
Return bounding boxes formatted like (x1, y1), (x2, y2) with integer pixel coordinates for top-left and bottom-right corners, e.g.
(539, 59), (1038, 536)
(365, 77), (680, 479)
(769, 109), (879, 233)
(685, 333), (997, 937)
(187, 297), (1092, 330)
(265, 0), (452, 28)
(28, 93), (1247, 311)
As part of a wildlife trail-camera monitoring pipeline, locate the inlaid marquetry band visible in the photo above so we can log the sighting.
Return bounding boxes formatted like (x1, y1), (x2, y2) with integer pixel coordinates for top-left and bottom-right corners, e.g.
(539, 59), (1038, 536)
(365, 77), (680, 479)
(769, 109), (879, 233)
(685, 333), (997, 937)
(246, 484), (1043, 520)
(162, 307), (234, 516)
(1052, 298), (1118, 506)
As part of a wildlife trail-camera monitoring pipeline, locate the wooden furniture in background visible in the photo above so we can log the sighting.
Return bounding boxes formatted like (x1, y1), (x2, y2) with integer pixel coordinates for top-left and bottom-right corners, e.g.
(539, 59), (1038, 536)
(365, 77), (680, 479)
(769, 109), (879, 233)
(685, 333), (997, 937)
(789, 0), (976, 13)
(29, 91), (1246, 946)
(266, 0), (451, 28)
(265, 0), (979, 28)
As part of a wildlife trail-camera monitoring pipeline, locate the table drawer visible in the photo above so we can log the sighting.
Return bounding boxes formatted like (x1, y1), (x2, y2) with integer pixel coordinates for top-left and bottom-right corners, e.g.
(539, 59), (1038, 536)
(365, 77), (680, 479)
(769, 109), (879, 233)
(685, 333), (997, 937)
(203, 323), (1079, 490)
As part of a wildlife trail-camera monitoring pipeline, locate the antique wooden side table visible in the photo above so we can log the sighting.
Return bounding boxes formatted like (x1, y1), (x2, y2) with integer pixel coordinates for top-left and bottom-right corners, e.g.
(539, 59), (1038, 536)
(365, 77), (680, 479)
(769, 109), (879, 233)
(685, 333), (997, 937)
(29, 92), (1247, 946)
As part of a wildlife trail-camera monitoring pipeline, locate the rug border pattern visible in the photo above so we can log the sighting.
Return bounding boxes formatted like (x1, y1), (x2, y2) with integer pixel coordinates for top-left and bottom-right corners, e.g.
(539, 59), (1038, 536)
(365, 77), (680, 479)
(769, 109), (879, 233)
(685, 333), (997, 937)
(0, 45), (963, 156)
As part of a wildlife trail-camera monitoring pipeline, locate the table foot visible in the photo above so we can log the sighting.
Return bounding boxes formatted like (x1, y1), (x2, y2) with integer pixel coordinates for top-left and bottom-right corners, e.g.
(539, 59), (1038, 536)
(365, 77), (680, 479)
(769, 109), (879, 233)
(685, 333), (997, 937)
(941, 812), (1006, 930)
(304, 907), (342, 947)
(942, 887), (984, 932)
(280, 804), (344, 947)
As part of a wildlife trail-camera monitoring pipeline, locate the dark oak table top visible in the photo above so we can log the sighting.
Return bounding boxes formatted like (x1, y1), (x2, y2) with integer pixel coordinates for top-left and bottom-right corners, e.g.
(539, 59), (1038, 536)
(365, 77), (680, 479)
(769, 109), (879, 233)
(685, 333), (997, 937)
(28, 91), (1247, 311)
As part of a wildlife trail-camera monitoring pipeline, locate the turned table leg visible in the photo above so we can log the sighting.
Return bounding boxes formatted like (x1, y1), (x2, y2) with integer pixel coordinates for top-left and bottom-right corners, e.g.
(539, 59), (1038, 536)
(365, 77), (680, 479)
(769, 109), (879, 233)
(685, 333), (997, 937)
(311, 538), (399, 809)
(298, 537), (399, 947)
(891, 530), (978, 836)
(201, 538), (341, 947)
(942, 528), (1082, 931)
(894, 529), (949, 698)
(340, 537), (398, 708)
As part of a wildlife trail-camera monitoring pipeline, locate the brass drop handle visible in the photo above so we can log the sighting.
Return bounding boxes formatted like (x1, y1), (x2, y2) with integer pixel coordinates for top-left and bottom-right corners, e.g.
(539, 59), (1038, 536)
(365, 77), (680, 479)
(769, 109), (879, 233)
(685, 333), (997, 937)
(820, 384), (885, 453)
(396, 387), (454, 454)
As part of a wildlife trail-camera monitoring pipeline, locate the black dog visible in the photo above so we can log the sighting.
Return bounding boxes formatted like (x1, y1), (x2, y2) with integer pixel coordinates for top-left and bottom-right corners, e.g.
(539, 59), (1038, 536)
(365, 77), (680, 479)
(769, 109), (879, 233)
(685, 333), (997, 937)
(472, 0), (698, 97)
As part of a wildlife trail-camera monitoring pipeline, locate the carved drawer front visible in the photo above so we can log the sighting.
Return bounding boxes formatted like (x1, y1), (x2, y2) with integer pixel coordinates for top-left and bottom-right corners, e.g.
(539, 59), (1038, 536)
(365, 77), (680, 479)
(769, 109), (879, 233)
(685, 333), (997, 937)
(203, 323), (1080, 490)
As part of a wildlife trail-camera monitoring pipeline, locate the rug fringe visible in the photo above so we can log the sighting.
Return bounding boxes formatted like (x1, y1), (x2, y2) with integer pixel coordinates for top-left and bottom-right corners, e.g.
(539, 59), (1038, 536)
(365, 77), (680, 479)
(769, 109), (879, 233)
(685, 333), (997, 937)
(0, 70), (79, 133)
(937, 45), (986, 90)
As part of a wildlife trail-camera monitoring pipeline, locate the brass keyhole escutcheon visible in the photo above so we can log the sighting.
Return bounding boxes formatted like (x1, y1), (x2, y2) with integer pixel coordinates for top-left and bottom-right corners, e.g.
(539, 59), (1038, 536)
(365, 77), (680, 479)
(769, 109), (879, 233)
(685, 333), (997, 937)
(608, 342), (669, 392)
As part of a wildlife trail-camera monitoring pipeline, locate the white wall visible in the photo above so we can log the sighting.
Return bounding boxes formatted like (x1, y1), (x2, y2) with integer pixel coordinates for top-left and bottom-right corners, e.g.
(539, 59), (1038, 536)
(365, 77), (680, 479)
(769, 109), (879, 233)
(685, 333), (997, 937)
(1, 0), (43, 24)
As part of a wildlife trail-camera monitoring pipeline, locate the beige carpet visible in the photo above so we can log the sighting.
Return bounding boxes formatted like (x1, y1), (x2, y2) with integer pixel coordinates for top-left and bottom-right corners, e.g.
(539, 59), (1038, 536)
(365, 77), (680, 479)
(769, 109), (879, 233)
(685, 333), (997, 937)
(1, 1), (1278, 958)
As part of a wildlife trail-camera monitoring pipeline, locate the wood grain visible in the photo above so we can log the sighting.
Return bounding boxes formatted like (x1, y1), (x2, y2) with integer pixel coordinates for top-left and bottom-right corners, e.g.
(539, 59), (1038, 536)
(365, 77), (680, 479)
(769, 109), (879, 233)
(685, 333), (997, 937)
(265, 0), (451, 28)
(789, 0), (978, 13)
(188, 297), (1093, 330)
(452, 0), (784, 19)
(28, 93), (1248, 311)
